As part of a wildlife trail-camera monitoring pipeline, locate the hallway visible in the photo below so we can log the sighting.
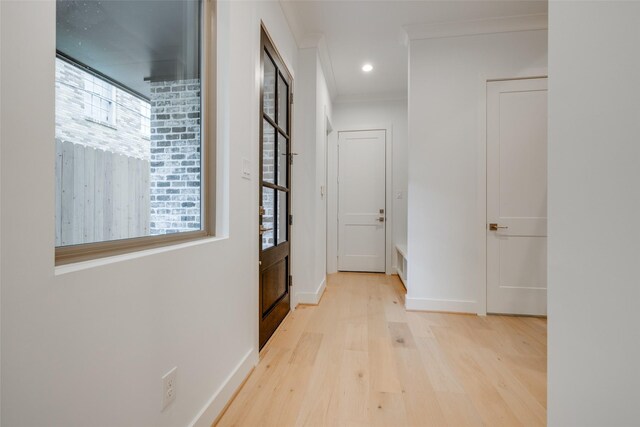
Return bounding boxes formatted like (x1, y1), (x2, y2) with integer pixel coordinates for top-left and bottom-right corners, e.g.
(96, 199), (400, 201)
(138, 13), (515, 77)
(217, 273), (547, 426)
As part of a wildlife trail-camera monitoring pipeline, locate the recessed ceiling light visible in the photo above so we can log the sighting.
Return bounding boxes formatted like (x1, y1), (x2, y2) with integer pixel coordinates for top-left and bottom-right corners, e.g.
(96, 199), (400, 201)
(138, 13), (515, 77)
(362, 63), (373, 73)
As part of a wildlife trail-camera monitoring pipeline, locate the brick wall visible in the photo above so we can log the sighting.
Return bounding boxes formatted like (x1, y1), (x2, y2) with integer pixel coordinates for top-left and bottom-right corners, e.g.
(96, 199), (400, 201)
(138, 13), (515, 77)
(55, 58), (150, 160)
(149, 79), (201, 235)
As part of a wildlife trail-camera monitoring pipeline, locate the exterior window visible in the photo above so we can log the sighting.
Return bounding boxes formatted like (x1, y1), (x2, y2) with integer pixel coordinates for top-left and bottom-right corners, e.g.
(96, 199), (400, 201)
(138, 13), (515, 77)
(140, 102), (151, 138)
(55, 0), (214, 264)
(83, 74), (116, 125)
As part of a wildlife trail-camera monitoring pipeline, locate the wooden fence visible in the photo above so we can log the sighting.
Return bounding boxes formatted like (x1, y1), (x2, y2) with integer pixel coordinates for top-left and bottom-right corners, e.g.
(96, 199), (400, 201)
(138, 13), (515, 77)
(55, 140), (150, 246)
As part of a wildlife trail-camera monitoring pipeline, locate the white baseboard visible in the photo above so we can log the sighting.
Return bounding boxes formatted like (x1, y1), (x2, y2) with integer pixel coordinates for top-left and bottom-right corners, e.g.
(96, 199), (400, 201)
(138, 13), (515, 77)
(405, 296), (477, 314)
(295, 277), (326, 305)
(395, 267), (406, 287)
(189, 348), (257, 427)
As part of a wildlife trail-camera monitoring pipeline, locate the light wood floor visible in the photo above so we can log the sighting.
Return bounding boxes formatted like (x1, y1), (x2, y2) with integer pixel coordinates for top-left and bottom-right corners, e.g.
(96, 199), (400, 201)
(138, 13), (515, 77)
(216, 273), (547, 426)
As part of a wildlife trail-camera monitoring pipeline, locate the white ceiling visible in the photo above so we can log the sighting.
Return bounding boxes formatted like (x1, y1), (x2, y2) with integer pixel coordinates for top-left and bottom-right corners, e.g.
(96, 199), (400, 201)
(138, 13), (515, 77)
(280, 0), (548, 102)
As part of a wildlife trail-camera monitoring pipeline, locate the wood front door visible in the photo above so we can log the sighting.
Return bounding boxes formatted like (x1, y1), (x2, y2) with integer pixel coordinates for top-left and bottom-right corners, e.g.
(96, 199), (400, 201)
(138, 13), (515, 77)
(259, 28), (293, 349)
(487, 77), (548, 315)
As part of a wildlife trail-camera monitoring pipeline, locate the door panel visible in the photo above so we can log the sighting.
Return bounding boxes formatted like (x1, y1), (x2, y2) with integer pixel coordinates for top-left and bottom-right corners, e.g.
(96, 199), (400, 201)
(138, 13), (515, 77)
(338, 130), (386, 273)
(259, 28), (293, 349)
(487, 78), (548, 315)
(261, 257), (288, 314)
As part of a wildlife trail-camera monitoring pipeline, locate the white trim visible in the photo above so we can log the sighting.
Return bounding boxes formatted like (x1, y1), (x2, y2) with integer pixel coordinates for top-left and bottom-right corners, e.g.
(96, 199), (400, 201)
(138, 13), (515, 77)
(476, 70), (548, 316)
(385, 125), (393, 275)
(296, 277), (326, 305)
(405, 296), (477, 314)
(317, 37), (338, 100)
(188, 348), (257, 427)
(331, 124), (394, 275)
(54, 236), (229, 276)
(278, 1), (337, 100)
(324, 110), (333, 277)
(476, 74), (489, 317)
(327, 130), (339, 274)
(395, 244), (407, 287)
(334, 92), (407, 105)
(404, 14), (548, 41)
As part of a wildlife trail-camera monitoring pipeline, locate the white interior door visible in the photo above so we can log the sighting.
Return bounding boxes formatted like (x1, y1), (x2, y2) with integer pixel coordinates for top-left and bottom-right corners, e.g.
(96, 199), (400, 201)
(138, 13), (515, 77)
(338, 130), (386, 272)
(487, 78), (548, 315)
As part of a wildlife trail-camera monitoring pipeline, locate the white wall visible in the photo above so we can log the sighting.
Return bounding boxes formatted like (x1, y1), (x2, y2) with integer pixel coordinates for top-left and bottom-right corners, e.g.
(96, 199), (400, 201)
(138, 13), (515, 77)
(548, 2), (640, 425)
(314, 60), (333, 294)
(0, 1), (297, 426)
(329, 99), (408, 274)
(291, 48), (333, 304)
(407, 30), (547, 313)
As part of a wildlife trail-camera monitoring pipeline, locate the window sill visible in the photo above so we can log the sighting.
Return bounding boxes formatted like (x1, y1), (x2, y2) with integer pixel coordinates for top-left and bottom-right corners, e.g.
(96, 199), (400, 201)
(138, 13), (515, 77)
(85, 116), (117, 130)
(55, 235), (228, 276)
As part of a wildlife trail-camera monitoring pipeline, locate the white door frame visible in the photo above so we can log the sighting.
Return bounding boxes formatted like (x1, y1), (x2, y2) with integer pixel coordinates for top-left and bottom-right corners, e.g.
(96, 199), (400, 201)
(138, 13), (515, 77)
(476, 70), (548, 316)
(329, 123), (393, 275)
(324, 109), (333, 278)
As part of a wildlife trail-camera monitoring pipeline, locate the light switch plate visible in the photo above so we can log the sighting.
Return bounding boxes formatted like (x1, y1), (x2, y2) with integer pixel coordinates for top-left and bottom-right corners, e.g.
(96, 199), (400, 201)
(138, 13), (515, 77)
(242, 158), (251, 180)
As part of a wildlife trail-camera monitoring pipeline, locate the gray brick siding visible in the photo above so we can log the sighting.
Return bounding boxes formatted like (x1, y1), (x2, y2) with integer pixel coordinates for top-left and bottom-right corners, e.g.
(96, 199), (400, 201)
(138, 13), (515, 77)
(149, 79), (201, 235)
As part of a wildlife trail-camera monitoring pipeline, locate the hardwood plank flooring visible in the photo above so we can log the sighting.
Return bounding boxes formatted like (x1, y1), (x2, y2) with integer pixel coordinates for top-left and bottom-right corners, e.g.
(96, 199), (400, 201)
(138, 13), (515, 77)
(216, 273), (547, 426)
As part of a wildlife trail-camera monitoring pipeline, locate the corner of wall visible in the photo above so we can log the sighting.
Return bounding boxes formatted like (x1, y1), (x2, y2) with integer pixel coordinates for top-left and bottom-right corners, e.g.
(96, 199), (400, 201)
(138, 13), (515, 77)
(295, 276), (326, 305)
(188, 348), (257, 427)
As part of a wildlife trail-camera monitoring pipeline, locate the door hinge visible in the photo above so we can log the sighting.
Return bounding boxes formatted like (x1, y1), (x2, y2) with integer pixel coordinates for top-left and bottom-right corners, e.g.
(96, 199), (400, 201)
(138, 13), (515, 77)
(290, 92), (294, 104)
(289, 214), (293, 226)
(289, 275), (293, 287)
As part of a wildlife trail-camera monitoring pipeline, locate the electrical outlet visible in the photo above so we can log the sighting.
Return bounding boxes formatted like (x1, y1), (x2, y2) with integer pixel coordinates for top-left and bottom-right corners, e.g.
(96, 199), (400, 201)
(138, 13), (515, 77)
(161, 367), (177, 410)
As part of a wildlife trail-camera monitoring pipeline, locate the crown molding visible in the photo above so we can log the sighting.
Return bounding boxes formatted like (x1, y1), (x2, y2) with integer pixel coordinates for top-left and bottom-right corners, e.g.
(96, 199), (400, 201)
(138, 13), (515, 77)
(334, 91), (407, 105)
(279, 0), (338, 99)
(403, 14), (548, 41)
(316, 37), (338, 100)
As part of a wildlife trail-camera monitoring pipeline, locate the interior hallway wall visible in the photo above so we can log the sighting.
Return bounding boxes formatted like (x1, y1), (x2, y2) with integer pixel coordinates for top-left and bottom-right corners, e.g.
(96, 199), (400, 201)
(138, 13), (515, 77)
(407, 29), (547, 313)
(0, 1), (298, 426)
(328, 99), (408, 274)
(548, 1), (640, 425)
(292, 48), (333, 305)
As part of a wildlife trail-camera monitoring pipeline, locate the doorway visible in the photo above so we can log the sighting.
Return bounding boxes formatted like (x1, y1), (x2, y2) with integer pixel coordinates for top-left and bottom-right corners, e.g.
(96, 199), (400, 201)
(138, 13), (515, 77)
(259, 27), (293, 349)
(337, 129), (386, 272)
(486, 77), (548, 316)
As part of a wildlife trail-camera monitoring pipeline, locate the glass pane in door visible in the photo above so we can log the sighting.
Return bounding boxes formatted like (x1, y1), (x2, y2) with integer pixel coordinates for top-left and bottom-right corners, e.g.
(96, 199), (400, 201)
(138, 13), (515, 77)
(263, 55), (276, 121)
(262, 186), (275, 249)
(262, 120), (275, 184)
(277, 74), (288, 128)
(277, 132), (288, 188)
(277, 190), (287, 245)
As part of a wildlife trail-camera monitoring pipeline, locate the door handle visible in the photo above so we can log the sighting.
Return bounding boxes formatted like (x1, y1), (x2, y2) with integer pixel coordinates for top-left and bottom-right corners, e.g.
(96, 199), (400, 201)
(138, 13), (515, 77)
(259, 225), (273, 235)
(489, 223), (508, 231)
